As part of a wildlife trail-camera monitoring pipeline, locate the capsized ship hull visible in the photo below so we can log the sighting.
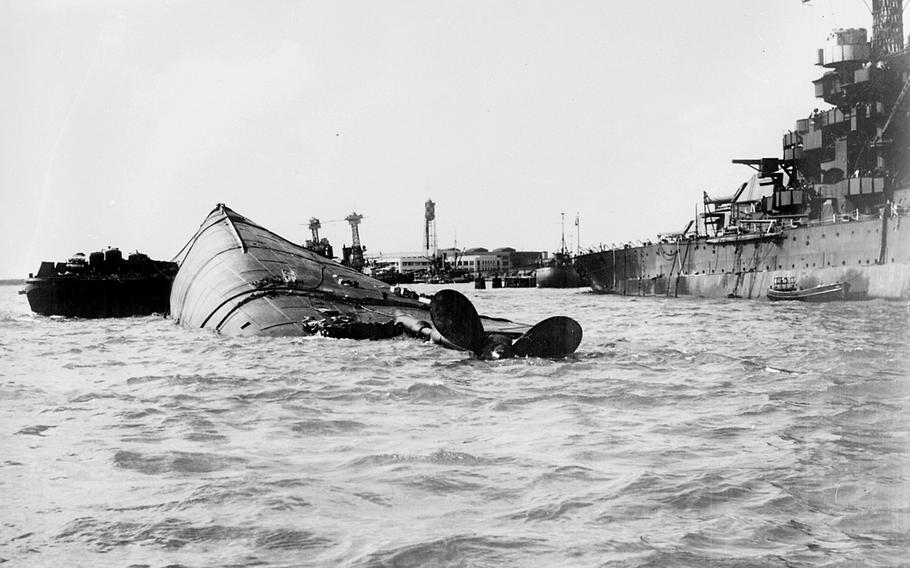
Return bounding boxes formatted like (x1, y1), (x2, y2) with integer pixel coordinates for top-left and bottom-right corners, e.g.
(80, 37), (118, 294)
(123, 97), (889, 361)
(170, 204), (534, 338)
(576, 215), (910, 300)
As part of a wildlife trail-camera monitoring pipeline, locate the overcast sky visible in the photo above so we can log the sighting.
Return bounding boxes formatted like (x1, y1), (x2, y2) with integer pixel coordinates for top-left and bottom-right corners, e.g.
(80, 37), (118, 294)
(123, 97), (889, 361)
(1, 0), (874, 277)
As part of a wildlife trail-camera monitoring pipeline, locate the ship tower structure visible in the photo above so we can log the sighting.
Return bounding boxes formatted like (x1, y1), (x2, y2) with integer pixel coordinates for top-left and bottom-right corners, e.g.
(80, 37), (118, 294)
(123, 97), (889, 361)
(787, 0), (910, 225)
(424, 199), (438, 259)
(342, 212), (365, 271)
(303, 217), (334, 259)
(423, 198), (450, 277)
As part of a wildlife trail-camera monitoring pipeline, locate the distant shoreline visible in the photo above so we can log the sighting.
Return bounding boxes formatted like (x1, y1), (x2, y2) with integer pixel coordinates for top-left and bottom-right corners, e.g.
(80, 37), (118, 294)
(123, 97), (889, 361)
(0, 279), (25, 286)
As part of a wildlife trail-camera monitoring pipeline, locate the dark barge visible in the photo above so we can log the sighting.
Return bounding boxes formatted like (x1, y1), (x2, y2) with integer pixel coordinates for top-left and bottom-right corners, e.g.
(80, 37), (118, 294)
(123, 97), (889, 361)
(21, 248), (178, 318)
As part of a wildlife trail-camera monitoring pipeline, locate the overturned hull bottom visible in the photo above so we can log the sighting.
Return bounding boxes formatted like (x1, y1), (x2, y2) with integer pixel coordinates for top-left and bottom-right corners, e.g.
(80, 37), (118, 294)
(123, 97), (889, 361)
(588, 264), (910, 301)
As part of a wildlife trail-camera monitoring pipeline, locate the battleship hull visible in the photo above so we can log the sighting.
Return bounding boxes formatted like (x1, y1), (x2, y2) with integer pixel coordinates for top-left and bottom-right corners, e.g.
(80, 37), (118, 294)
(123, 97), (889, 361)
(170, 205), (532, 338)
(576, 215), (910, 300)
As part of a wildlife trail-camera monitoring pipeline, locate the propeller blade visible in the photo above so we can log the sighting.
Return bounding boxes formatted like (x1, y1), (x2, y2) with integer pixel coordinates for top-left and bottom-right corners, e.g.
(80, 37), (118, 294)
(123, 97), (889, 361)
(429, 289), (485, 355)
(512, 316), (582, 358)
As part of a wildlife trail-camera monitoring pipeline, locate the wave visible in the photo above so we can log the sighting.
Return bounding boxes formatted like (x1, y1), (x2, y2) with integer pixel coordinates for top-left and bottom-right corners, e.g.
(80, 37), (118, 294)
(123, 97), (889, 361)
(353, 534), (543, 568)
(291, 419), (366, 435)
(14, 424), (56, 436)
(398, 382), (464, 402)
(401, 474), (485, 494)
(347, 449), (500, 469)
(57, 517), (331, 553)
(112, 450), (246, 475)
(507, 498), (594, 522)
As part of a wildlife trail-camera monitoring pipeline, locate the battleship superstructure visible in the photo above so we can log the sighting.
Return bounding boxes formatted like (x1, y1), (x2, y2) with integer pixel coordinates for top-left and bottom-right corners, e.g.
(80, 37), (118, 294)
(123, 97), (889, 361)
(576, 2), (910, 300)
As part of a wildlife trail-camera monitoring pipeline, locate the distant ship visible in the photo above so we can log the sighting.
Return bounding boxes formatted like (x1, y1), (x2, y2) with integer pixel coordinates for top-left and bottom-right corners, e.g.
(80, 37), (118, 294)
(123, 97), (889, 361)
(21, 248), (178, 318)
(575, 3), (910, 300)
(535, 213), (581, 288)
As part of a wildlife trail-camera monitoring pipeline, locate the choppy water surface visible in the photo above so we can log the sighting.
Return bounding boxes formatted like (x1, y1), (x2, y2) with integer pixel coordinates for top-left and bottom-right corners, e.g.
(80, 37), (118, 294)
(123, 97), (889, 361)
(1, 283), (908, 567)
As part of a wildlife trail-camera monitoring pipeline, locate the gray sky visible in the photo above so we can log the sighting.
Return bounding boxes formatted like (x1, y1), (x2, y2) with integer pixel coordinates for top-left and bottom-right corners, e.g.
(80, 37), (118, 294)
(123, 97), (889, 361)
(1, 0), (872, 277)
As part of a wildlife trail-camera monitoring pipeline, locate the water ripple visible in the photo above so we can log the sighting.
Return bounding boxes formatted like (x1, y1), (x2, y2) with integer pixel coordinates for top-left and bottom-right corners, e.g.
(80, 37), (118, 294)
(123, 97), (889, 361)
(112, 450), (246, 475)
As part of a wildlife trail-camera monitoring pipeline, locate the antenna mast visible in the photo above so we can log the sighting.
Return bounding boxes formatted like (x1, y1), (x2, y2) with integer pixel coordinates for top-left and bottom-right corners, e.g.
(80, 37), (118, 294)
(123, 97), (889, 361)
(560, 212), (567, 254)
(575, 212), (580, 254)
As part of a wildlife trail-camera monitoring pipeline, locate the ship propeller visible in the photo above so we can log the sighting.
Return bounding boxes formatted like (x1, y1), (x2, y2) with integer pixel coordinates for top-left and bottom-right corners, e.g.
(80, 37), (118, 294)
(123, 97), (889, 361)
(429, 289), (582, 359)
(429, 289), (485, 356)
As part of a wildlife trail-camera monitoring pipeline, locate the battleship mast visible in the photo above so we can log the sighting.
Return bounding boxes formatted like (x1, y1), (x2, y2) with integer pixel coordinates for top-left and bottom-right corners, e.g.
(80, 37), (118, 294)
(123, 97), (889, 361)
(308, 218), (323, 246)
(871, 0), (904, 57)
(303, 217), (334, 259)
(344, 212), (365, 270)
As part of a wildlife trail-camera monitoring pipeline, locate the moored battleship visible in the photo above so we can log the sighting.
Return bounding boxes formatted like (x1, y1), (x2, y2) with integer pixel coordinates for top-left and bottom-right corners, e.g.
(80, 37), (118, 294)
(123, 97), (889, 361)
(576, 2), (910, 301)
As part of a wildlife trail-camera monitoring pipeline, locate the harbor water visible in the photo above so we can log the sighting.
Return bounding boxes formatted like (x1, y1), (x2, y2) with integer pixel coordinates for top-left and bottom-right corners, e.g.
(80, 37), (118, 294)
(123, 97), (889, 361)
(1, 283), (908, 567)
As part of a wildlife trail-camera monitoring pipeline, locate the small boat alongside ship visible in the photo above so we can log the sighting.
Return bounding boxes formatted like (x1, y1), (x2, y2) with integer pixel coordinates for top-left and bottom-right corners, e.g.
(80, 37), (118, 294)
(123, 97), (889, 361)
(766, 276), (848, 302)
(20, 249), (178, 318)
(169, 204), (582, 358)
(575, 5), (910, 301)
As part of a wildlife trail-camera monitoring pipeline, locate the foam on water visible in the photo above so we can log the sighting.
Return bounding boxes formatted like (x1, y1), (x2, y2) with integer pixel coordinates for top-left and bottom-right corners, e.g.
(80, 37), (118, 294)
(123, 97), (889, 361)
(1, 284), (908, 567)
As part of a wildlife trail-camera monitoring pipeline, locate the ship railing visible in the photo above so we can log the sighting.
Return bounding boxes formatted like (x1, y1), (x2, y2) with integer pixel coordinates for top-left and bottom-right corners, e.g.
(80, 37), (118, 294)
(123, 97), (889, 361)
(830, 210), (861, 224)
(735, 218), (784, 236)
(761, 213), (808, 229)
